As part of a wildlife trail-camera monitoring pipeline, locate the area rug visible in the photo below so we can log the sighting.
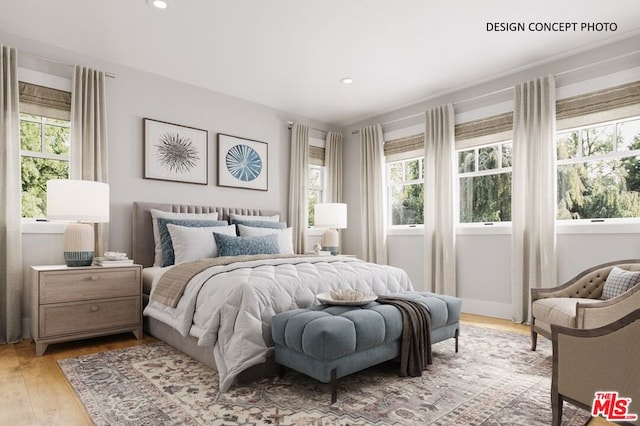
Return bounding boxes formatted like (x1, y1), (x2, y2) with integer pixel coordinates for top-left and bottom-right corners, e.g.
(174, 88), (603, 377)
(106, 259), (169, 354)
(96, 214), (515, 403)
(58, 325), (591, 425)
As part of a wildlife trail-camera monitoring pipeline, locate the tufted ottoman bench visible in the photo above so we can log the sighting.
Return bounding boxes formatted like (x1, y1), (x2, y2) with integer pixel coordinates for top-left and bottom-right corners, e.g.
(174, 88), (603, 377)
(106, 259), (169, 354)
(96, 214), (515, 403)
(271, 291), (462, 402)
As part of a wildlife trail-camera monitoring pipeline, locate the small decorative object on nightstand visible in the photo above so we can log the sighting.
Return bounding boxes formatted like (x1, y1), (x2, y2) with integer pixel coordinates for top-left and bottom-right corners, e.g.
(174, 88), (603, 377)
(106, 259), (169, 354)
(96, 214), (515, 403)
(30, 264), (143, 356)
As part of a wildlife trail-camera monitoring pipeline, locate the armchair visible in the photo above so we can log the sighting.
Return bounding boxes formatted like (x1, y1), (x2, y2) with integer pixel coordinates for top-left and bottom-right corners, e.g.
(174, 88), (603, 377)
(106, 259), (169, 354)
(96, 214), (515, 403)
(551, 308), (640, 425)
(530, 259), (640, 351)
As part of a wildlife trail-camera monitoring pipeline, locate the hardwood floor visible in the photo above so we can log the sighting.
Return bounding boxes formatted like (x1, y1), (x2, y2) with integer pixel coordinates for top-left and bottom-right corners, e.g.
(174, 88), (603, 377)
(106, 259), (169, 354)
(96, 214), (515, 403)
(0, 315), (610, 425)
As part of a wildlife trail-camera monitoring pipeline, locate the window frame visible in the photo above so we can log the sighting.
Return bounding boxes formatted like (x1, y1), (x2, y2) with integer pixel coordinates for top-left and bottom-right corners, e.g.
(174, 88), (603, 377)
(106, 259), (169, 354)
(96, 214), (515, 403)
(386, 155), (425, 228)
(556, 114), (640, 223)
(18, 68), (73, 229)
(456, 140), (513, 225)
(308, 164), (326, 228)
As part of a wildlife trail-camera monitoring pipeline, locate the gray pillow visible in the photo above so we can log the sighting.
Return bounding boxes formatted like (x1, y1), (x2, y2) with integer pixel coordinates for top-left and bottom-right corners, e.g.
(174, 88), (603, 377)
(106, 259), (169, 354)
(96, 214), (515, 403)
(601, 266), (640, 299)
(231, 218), (287, 231)
(213, 232), (279, 257)
(157, 218), (228, 267)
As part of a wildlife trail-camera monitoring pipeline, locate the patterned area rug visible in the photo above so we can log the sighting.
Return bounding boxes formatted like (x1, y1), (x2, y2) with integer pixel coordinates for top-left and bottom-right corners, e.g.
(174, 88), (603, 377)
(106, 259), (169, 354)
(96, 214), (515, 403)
(58, 325), (591, 425)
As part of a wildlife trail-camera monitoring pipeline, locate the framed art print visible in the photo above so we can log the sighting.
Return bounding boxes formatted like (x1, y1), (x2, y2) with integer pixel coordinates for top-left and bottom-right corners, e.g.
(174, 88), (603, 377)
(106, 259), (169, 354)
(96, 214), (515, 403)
(217, 133), (268, 191)
(144, 118), (208, 185)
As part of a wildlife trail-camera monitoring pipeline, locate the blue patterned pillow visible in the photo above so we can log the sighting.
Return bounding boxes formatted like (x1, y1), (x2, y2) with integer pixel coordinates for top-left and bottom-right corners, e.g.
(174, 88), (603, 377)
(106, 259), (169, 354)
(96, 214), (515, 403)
(601, 266), (640, 299)
(213, 232), (279, 257)
(231, 218), (287, 231)
(157, 218), (228, 267)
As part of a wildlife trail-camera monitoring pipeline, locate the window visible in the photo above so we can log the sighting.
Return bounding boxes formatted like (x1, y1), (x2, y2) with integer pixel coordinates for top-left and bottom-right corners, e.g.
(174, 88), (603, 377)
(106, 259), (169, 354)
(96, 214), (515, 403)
(387, 157), (424, 226)
(457, 141), (512, 223)
(20, 113), (70, 218)
(557, 116), (640, 220)
(308, 165), (325, 226)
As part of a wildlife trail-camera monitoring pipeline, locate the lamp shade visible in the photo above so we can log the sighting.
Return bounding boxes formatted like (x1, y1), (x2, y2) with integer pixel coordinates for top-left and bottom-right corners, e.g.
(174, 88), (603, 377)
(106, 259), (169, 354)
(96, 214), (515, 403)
(314, 203), (347, 229)
(47, 179), (109, 223)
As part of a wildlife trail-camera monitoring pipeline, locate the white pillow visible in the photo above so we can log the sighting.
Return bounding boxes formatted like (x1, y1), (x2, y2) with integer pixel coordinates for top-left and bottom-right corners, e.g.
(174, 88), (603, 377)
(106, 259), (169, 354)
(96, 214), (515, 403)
(167, 224), (236, 264)
(237, 224), (294, 254)
(230, 213), (280, 223)
(150, 209), (219, 266)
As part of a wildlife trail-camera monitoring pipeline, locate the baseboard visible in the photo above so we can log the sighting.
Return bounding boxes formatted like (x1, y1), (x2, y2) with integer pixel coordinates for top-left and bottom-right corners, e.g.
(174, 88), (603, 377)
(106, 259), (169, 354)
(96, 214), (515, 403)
(22, 318), (31, 339)
(460, 298), (512, 320)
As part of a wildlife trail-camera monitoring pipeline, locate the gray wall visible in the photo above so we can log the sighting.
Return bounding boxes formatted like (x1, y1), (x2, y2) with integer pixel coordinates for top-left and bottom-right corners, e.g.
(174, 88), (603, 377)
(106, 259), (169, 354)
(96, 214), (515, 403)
(341, 35), (640, 319)
(2, 30), (332, 337)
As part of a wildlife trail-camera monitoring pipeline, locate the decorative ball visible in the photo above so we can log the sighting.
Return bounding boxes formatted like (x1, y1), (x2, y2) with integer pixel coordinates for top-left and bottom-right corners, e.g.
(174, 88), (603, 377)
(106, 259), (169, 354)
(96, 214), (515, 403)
(313, 243), (322, 252)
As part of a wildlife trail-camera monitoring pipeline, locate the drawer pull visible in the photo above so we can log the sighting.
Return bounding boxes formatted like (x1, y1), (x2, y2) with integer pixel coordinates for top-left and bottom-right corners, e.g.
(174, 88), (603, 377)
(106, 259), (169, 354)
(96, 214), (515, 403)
(90, 305), (99, 312)
(90, 275), (99, 281)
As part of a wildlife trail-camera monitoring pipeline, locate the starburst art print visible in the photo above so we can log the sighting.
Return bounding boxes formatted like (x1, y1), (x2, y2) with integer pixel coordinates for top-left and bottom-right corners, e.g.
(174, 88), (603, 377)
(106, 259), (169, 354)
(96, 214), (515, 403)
(144, 118), (208, 185)
(218, 133), (268, 191)
(156, 132), (200, 173)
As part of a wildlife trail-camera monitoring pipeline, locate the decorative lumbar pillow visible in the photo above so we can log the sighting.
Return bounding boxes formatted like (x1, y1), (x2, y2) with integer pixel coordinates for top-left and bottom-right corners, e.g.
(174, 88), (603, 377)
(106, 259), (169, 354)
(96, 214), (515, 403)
(601, 266), (640, 299)
(229, 213), (280, 223)
(237, 224), (294, 254)
(231, 218), (287, 230)
(167, 224), (237, 264)
(157, 218), (228, 267)
(150, 209), (219, 266)
(213, 232), (279, 257)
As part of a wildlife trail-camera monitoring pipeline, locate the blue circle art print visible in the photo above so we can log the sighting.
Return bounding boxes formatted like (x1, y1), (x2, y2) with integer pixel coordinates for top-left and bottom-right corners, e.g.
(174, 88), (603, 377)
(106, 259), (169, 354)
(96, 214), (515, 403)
(225, 144), (263, 182)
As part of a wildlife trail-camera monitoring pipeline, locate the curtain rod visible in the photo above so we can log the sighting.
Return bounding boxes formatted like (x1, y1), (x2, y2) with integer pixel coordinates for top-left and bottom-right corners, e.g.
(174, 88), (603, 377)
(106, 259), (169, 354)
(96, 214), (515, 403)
(19, 51), (116, 79)
(350, 48), (640, 135)
(287, 121), (331, 135)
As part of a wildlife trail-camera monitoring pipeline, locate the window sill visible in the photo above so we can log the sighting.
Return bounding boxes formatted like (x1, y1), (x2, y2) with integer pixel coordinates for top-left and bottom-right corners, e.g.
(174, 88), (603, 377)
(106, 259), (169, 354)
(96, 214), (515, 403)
(386, 220), (640, 237)
(21, 219), (68, 234)
(387, 226), (423, 236)
(457, 222), (511, 235)
(556, 219), (640, 234)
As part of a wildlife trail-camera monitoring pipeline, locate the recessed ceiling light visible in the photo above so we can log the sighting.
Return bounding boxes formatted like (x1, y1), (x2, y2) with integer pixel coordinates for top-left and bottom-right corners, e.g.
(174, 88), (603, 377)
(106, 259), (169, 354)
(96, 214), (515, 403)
(340, 77), (354, 85)
(147, 0), (169, 9)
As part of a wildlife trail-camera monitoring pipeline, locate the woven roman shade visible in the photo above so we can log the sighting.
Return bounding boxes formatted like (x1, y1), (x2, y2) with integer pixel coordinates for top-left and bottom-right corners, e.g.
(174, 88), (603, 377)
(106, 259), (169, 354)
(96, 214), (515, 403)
(19, 81), (71, 120)
(309, 145), (325, 166)
(557, 80), (640, 120)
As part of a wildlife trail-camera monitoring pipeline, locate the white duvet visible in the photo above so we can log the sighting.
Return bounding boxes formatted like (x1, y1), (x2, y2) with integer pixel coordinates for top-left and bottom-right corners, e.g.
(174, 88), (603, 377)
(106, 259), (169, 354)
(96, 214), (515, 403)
(143, 255), (413, 391)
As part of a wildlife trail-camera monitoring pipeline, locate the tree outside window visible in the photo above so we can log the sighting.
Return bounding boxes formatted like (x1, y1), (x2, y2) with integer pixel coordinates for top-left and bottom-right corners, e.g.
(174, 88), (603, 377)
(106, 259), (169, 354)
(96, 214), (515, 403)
(308, 165), (324, 226)
(20, 113), (70, 218)
(557, 117), (640, 220)
(458, 141), (512, 223)
(387, 158), (424, 226)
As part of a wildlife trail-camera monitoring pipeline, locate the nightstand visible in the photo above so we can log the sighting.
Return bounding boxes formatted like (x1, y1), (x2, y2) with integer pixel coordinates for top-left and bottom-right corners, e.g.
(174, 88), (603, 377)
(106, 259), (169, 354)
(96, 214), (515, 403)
(30, 264), (143, 356)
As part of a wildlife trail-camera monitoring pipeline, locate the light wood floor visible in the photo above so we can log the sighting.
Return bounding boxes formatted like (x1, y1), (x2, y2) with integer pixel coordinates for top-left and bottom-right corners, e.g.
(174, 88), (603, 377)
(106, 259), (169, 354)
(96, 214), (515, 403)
(0, 314), (610, 425)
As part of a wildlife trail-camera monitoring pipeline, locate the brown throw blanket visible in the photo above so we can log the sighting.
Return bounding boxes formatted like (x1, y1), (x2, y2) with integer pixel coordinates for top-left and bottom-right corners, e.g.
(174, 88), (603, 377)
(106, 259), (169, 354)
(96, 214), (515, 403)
(377, 296), (432, 377)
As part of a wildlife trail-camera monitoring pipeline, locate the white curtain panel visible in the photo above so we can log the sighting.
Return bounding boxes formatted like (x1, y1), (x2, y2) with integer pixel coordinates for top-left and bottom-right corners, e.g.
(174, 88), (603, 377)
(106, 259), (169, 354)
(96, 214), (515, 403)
(360, 124), (387, 264)
(71, 65), (109, 255)
(0, 45), (22, 344)
(324, 131), (343, 203)
(424, 104), (457, 295)
(288, 122), (309, 254)
(511, 75), (557, 323)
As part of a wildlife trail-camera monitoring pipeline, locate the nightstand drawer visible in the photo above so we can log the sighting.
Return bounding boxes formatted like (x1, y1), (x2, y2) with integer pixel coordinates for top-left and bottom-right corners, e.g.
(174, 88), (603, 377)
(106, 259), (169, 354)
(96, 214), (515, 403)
(39, 296), (141, 337)
(40, 268), (140, 304)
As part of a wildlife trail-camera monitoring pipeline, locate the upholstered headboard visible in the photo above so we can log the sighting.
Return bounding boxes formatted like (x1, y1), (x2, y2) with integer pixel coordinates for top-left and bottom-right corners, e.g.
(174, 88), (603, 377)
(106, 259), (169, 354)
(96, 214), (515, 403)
(132, 201), (280, 267)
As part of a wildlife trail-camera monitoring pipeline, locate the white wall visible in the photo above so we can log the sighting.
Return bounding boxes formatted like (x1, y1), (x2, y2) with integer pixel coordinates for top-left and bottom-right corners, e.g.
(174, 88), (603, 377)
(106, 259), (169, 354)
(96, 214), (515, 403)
(341, 34), (640, 320)
(2, 30), (334, 337)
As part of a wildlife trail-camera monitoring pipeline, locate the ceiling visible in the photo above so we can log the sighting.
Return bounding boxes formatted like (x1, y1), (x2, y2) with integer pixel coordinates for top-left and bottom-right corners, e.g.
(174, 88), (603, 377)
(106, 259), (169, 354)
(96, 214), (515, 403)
(1, 0), (639, 126)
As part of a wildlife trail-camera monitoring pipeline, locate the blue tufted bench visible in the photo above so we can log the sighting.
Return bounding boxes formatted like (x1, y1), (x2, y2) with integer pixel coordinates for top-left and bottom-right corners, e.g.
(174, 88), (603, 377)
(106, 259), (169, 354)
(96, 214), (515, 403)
(271, 291), (462, 403)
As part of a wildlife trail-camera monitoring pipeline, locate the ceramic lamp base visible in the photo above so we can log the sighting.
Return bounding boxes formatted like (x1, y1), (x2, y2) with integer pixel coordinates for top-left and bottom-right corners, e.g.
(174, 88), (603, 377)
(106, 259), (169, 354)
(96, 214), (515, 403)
(321, 228), (340, 255)
(63, 222), (95, 267)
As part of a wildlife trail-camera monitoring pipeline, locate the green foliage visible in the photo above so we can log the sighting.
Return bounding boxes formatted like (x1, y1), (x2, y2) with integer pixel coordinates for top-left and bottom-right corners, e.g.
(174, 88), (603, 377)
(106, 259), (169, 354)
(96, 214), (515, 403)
(390, 159), (423, 225)
(557, 124), (640, 220)
(20, 115), (70, 218)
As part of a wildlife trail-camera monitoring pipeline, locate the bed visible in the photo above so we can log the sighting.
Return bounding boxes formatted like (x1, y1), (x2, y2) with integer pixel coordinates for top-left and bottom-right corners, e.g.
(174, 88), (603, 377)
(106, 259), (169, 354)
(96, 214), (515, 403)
(133, 201), (414, 391)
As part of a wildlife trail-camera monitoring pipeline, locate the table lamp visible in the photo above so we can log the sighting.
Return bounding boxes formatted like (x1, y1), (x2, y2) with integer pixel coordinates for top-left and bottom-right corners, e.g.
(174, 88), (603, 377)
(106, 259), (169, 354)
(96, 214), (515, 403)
(314, 203), (347, 255)
(46, 179), (109, 267)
